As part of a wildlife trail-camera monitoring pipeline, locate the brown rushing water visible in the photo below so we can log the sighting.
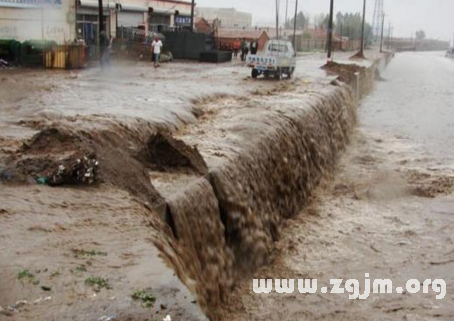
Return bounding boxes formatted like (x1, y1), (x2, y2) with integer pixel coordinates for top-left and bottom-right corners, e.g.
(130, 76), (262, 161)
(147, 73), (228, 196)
(219, 52), (454, 321)
(0, 54), (382, 320)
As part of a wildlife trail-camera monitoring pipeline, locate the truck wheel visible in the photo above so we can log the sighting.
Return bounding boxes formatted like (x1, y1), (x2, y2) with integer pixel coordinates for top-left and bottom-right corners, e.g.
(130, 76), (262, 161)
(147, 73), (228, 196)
(274, 69), (282, 80)
(288, 69), (293, 79)
(252, 69), (259, 79)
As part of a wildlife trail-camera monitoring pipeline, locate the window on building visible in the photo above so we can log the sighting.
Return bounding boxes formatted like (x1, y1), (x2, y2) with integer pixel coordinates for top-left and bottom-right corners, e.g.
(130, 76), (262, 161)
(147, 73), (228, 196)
(76, 14), (107, 45)
(149, 13), (171, 32)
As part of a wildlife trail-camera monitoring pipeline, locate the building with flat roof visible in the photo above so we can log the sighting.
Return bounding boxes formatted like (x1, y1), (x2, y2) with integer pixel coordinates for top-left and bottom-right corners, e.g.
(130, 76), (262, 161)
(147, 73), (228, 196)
(196, 7), (252, 29)
(0, 0), (76, 43)
(0, 0), (192, 44)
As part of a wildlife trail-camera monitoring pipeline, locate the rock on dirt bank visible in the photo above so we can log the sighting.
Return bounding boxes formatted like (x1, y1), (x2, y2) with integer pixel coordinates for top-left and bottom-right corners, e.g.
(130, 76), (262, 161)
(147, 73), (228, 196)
(0, 54), (391, 321)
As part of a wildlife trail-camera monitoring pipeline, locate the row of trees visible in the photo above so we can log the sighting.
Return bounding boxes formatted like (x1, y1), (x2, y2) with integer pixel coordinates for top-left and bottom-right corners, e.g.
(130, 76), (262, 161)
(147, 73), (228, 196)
(284, 12), (326, 30)
(284, 11), (373, 42)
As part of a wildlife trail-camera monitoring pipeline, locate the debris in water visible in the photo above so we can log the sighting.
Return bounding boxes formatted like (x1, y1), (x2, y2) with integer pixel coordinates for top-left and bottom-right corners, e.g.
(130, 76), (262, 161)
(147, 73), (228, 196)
(13, 300), (27, 309)
(33, 296), (52, 305)
(36, 177), (49, 185)
(0, 59), (9, 68)
(48, 156), (99, 186)
(0, 169), (13, 181)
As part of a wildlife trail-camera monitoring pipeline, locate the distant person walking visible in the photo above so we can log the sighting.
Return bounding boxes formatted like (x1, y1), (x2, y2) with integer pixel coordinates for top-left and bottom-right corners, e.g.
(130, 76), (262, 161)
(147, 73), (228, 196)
(250, 40), (258, 55)
(100, 31), (112, 69)
(233, 38), (241, 58)
(241, 38), (248, 61)
(151, 37), (163, 68)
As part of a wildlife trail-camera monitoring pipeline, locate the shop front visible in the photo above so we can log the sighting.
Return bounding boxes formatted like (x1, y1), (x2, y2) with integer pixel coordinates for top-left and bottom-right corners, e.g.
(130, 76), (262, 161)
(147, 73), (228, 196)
(148, 0), (192, 32)
(75, 0), (115, 58)
(117, 4), (147, 29)
(0, 0), (75, 43)
(174, 14), (191, 30)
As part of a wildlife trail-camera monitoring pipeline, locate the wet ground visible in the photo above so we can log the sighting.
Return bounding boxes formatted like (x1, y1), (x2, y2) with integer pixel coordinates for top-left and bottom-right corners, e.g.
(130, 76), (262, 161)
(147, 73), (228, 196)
(0, 51), (375, 142)
(0, 52), (359, 321)
(221, 52), (454, 320)
(2, 50), (447, 321)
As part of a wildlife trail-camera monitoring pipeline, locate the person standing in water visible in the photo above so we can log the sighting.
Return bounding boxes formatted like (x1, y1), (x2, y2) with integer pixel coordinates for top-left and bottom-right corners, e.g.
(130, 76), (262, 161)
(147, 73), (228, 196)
(233, 38), (241, 58)
(250, 39), (259, 55)
(100, 31), (112, 69)
(240, 38), (248, 61)
(151, 37), (163, 68)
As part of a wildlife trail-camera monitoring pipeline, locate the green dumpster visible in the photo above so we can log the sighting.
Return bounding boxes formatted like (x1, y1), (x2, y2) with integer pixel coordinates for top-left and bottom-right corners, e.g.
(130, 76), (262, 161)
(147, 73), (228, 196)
(21, 40), (57, 66)
(0, 39), (22, 63)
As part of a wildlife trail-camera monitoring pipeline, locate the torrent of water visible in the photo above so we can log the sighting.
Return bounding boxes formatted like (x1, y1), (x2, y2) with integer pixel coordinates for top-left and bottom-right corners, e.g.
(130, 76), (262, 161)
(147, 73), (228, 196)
(1, 55), (391, 320)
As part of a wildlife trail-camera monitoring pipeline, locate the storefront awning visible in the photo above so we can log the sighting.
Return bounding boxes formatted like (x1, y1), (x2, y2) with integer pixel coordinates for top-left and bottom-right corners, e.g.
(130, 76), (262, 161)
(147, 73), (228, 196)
(78, 0), (115, 9)
(0, 0), (63, 8)
(177, 10), (192, 16)
(148, 7), (191, 16)
(118, 4), (147, 12)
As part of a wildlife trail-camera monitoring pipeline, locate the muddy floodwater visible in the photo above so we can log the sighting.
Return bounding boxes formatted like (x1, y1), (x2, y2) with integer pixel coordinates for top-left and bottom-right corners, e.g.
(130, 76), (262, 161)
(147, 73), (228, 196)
(222, 52), (454, 321)
(362, 51), (454, 161)
(1, 51), (453, 321)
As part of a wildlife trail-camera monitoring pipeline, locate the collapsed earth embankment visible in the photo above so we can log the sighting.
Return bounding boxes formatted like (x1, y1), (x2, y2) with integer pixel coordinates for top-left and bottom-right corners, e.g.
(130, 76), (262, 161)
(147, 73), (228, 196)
(0, 54), (391, 321)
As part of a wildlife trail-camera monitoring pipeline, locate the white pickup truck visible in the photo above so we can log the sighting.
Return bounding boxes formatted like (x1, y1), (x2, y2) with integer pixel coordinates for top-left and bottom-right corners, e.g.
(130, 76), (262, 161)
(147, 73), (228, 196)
(247, 39), (297, 80)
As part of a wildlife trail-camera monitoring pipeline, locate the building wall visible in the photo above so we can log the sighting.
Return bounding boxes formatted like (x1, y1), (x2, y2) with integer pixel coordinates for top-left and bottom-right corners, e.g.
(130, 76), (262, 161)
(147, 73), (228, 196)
(0, 0), (192, 43)
(195, 19), (212, 35)
(148, 0), (192, 29)
(0, 0), (76, 43)
(196, 7), (251, 28)
(218, 32), (269, 51)
(257, 32), (269, 51)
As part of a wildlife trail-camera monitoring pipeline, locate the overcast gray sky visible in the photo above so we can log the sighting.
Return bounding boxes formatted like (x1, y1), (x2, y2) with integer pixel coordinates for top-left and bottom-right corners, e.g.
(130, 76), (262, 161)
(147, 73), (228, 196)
(196, 0), (454, 41)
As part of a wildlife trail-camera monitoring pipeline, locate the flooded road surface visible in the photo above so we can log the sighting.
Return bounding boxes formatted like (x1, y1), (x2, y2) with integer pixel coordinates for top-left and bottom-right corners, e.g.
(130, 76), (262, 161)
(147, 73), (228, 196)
(221, 52), (454, 321)
(362, 51), (454, 161)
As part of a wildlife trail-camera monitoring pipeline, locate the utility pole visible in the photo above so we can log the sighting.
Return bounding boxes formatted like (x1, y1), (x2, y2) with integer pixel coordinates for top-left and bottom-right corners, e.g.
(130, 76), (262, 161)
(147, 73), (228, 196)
(292, 0), (299, 54)
(359, 0), (367, 57)
(387, 22), (391, 49)
(327, 0), (334, 59)
(190, 0), (195, 32)
(339, 21), (343, 51)
(275, 0), (280, 39)
(98, 0), (104, 62)
(379, 13), (385, 52)
(285, 0), (289, 28)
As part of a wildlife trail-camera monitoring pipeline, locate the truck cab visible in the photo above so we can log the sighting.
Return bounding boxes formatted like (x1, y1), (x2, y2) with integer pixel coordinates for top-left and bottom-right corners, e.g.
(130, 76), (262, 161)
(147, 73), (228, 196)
(247, 39), (296, 80)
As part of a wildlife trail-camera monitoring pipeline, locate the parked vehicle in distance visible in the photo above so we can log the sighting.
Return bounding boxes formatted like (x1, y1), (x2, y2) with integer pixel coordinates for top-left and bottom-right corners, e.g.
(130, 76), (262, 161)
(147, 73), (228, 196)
(247, 39), (296, 80)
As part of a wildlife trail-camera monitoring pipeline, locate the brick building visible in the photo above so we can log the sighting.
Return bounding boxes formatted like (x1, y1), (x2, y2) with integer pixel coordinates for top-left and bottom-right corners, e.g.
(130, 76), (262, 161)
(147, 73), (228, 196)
(217, 29), (270, 51)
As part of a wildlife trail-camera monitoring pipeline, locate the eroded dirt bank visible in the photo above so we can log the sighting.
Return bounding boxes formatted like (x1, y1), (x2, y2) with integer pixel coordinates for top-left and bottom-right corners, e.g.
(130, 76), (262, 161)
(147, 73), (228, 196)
(0, 54), (387, 320)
